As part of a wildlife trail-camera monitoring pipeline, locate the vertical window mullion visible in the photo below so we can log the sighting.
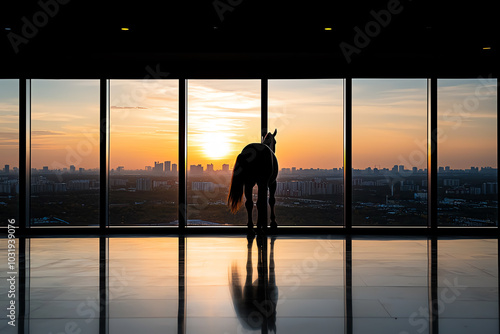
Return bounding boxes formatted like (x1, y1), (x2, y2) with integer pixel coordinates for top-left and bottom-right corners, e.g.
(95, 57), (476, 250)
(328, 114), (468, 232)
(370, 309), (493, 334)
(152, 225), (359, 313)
(344, 78), (352, 230)
(19, 79), (30, 232)
(261, 79), (268, 137)
(179, 79), (187, 229)
(428, 78), (438, 230)
(100, 79), (110, 230)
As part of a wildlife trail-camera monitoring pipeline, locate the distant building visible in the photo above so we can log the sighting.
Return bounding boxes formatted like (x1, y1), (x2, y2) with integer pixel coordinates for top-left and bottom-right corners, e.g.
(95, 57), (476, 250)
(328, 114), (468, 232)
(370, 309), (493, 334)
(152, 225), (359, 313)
(192, 182), (215, 192)
(43, 166), (49, 173)
(68, 180), (90, 191)
(70, 165), (76, 173)
(222, 164), (229, 173)
(154, 161), (164, 174)
(482, 182), (498, 195)
(206, 163), (214, 173)
(153, 180), (169, 189)
(136, 178), (152, 191)
(4, 164), (9, 174)
(117, 166), (124, 173)
(443, 179), (460, 187)
(164, 161), (171, 173)
(190, 164), (203, 175)
(172, 164), (178, 173)
(414, 192), (427, 201)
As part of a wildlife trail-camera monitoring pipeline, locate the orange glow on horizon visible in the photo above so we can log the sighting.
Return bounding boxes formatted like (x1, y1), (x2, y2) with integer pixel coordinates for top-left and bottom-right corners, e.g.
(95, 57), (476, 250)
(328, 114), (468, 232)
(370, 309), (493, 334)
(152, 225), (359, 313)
(11, 79), (496, 172)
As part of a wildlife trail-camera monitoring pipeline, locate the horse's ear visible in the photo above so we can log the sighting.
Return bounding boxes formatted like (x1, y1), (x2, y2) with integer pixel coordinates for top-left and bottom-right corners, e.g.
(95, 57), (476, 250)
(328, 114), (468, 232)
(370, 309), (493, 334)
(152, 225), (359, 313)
(273, 129), (277, 137)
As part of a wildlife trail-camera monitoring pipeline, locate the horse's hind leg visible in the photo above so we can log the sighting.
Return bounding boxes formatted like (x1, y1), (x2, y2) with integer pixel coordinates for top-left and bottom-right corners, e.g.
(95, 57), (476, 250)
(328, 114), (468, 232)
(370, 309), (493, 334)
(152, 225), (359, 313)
(256, 182), (268, 230)
(245, 183), (254, 229)
(269, 180), (277, 229)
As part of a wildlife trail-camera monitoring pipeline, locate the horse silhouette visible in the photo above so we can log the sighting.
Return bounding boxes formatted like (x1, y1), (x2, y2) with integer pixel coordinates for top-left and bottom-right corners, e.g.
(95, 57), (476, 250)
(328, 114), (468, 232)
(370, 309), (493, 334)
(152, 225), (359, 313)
(229, 235), (278, 333)
(228, 129), (278, 231)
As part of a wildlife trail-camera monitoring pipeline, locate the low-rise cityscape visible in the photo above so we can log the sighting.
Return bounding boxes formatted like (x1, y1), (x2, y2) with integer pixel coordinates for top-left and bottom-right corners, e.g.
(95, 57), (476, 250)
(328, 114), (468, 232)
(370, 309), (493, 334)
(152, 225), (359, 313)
(1, 161), (498, 227)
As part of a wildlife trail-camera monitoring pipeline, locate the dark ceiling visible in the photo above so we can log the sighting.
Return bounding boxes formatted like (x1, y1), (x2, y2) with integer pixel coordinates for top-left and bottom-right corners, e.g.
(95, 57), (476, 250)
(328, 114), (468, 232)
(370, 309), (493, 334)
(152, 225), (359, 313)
(0, 0), (498, 78)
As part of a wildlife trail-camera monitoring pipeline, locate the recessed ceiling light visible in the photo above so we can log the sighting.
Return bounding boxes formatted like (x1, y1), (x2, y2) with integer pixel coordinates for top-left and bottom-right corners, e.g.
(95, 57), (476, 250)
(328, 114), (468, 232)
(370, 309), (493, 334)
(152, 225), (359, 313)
(324, 27), (332, 31)
(4, 27), (11, 31)
(121, 27), (130, 31)
(482, 46), (491, 50)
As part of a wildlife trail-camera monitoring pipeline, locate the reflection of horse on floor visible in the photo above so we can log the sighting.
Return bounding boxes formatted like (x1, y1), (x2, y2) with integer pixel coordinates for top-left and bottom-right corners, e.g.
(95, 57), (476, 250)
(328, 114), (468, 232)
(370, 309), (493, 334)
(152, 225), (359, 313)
(228, 130), (278, 231)
(229, 235), (278, 333)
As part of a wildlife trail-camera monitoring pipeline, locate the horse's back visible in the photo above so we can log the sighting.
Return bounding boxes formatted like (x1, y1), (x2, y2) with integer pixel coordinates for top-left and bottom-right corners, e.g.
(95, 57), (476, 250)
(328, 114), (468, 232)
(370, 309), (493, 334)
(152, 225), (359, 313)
(239, 143), (276, 183)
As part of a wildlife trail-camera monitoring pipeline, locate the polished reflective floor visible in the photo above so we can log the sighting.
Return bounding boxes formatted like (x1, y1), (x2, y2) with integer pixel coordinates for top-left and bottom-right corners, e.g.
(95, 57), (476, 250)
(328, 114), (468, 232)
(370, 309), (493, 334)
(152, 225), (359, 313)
(0, 236), (498, 334)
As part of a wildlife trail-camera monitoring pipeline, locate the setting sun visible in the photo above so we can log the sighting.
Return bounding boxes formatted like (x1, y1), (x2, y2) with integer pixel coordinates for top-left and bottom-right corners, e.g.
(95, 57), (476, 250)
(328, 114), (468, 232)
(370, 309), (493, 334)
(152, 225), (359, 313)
(202, 132), (231, 159)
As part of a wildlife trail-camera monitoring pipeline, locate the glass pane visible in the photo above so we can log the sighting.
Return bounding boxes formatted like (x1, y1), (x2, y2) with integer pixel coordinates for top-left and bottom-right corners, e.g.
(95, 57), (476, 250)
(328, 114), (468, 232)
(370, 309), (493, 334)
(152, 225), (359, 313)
(352, 79), (428, 226)
(353, 238), (429, 333)
(187, 80), (260, 226)
(109, 238), (178, 332)
(29, 238), (99, 332)
(30, 80), (100, 226)
(0, 79), (19, 227)
(438, 79), (497, 226)
(268, 79), (343, 226)
(439, 238), (498, 333)
(109, 80), (178, 226)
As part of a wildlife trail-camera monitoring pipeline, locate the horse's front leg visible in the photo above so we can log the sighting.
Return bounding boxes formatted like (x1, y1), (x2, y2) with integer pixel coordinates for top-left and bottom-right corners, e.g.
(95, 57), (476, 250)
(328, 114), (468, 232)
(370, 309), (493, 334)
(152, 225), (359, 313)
(269, 180), (277, 229)
(245, 183), (254, 229)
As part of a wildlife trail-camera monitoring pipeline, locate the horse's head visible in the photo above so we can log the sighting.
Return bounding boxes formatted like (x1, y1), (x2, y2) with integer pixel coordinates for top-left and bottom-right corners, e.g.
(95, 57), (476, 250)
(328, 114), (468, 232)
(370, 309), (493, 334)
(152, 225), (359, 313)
(262, 129), (277, 153)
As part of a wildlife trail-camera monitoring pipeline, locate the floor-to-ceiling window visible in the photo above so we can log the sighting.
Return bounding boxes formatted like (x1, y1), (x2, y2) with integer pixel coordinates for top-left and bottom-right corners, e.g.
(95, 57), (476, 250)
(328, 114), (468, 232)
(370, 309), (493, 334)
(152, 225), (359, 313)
(352, 79), (428, 226)
(30, 80), (100, 226)
(438, 79), (498, 227)
(268, 79), (344, 225)
(0, 79), (19, 227)
(187, 80), (261, 226)
(109, 80), (178, 226)
(3, 77), (496, 230)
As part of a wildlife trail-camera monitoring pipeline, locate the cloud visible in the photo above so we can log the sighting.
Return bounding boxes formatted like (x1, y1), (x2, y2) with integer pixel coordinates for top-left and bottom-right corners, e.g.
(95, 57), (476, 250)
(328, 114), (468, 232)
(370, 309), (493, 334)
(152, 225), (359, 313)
(31, 112), (86, 122)
(111, 106), (148, 110)
(31, 130), (65, 136)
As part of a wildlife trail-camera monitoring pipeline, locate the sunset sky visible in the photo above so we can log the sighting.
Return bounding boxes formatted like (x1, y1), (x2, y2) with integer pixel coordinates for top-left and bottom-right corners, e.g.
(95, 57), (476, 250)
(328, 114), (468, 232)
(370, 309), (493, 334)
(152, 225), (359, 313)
(0, 78), (496, 171)
(353, 79), (428, 170)
(0, 80), (18, 168)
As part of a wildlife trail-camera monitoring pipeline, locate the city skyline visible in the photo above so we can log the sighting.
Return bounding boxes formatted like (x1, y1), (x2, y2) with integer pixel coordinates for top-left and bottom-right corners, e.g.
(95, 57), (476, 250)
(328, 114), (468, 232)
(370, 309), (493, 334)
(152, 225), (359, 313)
(2, 160), (498, 174)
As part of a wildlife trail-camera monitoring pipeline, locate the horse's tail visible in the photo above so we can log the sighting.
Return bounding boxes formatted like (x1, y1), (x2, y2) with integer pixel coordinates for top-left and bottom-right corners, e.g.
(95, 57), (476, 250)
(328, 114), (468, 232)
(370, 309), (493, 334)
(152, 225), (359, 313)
(228, 154), (245, 213)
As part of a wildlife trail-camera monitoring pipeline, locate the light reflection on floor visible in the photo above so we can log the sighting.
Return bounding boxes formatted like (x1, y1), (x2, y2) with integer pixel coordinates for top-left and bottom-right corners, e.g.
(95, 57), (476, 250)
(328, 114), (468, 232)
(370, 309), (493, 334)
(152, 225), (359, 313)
(0, 236), (498, 334)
